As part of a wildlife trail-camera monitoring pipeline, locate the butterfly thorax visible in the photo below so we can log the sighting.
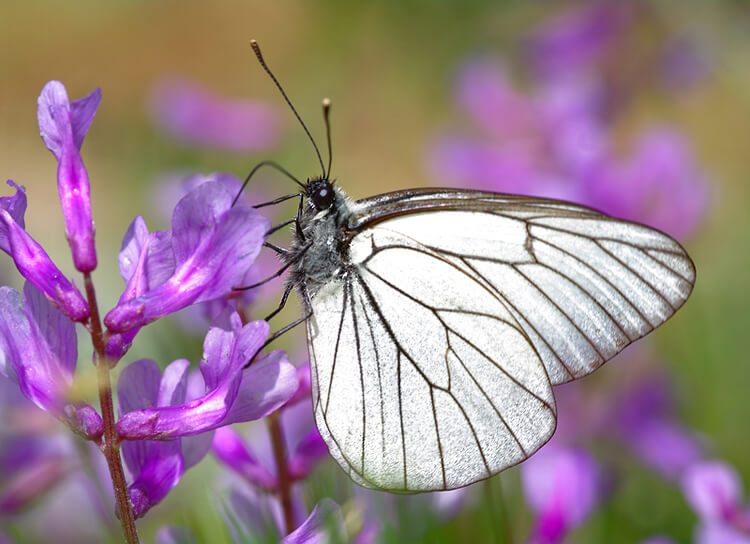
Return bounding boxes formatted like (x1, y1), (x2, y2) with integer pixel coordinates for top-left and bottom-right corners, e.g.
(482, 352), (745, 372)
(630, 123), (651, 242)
(287, 179), (354, 296)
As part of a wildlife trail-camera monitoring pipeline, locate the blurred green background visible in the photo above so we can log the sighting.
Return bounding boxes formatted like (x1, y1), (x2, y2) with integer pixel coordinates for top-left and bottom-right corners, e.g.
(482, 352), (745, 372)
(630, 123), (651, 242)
(2, 1), (750, 542)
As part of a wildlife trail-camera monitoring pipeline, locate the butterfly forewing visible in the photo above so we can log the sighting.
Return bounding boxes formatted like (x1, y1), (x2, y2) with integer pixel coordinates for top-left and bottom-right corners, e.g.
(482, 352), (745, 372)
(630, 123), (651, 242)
(306, 190), (695, 492)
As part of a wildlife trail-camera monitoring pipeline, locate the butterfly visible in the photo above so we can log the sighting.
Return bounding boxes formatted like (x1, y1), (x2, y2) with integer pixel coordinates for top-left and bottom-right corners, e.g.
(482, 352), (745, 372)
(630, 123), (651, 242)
(240, 41), (696, 493)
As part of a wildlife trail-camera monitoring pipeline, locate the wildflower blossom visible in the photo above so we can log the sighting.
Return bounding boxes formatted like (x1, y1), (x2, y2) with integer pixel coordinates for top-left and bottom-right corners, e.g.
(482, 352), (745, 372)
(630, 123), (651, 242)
(682, 461), (750, 543)
(148, 77), (280, 152)
(36, 80), (100, 272)
(521, 445), (602, 544)
(116, 313), (298, 441)
(104, 181), (269, 335)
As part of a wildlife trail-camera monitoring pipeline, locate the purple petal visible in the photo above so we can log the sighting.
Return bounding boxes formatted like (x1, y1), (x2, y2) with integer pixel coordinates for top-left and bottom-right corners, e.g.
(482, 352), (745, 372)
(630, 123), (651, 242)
(287, 427), (328, 481)
(104, 183), (269, 333)
(37, 81), (98, 272)
(63, 403), (104, 440)
(158, 359), (190, 407)
(118, 359), (161, 474)
(148, 77), (280, 152)
(127, 440), (184, 519)
(522, 446), (601, 531)
(696, 523), (750, 544)
(285, 364), (312, 407)
(37, 81), (101, 157)
(0, 193), (89, 321)
(281, 498), (346, 544)
(682, 460), (743, 522)
(455, 60), (535, 140)
(0, 455), (70, 514)
(155, 526), (198, 544)
(116, 320), (271, 440)
(222, 349), (298, 425)
(584, 127), (708, 239)
(526, 3), (631, 78)
(181, 431), (214, 471)
(0, 180), (27, 237)
(0, 284), (77, 416)
(212, 427), (278, 491)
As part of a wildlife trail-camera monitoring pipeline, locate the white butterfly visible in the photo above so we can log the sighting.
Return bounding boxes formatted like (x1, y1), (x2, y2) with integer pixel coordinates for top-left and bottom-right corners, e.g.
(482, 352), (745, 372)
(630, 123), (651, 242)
(295, 185), (694, 492)
(242, 41), (695, 493)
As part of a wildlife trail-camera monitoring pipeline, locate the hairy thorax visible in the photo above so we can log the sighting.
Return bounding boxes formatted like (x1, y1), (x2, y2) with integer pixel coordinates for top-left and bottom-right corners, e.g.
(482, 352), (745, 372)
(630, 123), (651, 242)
(289, 188), (354, 296)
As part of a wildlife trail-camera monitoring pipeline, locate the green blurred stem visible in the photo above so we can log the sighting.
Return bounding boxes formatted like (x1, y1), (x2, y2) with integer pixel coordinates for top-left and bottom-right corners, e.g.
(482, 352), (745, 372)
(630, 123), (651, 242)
(84, 272), (139, 544)
(268, 411), (295, 535)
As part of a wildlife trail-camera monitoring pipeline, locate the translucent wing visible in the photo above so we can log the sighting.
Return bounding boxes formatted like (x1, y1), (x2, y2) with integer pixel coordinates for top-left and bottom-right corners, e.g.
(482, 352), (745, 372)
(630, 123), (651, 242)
(307, 191), (695, 492)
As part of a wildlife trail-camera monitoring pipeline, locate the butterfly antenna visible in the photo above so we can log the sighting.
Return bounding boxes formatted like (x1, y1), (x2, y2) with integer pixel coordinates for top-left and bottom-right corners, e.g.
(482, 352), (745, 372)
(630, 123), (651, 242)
(250, 40), (326, 179)
(322, 98), (333, 179)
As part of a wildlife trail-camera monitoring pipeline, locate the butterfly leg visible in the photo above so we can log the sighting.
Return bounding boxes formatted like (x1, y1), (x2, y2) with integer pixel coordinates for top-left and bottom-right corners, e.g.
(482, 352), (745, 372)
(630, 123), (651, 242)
(264, 282), (295, 321)
(244, 287), (313, 368)
(233, 240), (312, 291)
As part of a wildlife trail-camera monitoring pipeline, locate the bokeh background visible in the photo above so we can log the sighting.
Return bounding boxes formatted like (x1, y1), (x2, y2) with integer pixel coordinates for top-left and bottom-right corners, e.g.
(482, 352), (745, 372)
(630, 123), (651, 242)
(2, 1), (749, 543)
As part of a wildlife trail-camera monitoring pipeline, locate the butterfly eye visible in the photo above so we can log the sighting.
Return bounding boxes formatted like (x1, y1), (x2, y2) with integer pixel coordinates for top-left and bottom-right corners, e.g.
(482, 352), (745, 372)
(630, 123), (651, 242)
(311, 183), (335, 210)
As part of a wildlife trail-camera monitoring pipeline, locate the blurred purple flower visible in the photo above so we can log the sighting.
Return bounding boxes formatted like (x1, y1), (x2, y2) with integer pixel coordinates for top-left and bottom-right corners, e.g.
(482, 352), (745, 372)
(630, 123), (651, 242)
(281, 498), (347, 544)
(36, 81), (100, 272)
(585, 127), (708, 239)
(149, 77), (280, 152)
(682, 460), (750, 541)
(212, 370), (327, 492)
(0, 282), (102, 438)
(0, 182), (89, 322)
(155, 526), (198, 544)
(0, 378), (75, 515)
(615, 373), (703, 480)
(521, 445), (602, 544)
(116, 313), (297, 441)
(104, 181), (270, 335)
(429, 56), (708, 239)
(526, 3), (633, 79)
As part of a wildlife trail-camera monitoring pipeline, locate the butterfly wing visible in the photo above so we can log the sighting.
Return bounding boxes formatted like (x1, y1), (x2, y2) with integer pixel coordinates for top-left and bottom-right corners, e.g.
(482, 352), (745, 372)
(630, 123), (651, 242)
(307, 190), (695, 492)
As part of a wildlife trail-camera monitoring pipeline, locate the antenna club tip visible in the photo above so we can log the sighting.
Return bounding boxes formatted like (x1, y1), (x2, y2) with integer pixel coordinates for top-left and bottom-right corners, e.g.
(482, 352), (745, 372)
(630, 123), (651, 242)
(322, 98), (332, 108)
(250, 39), (257, 45)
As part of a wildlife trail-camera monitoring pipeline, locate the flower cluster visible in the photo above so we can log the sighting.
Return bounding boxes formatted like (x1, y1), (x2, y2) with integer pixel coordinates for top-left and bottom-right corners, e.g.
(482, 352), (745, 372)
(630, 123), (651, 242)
(0, 80), (306, 542)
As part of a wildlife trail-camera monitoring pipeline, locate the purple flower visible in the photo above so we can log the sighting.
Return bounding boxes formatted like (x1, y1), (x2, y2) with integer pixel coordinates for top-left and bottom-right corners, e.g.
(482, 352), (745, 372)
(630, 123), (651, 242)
(0, 282), (101, 438)
(149, 171), (280, 331)
(149, 77), (281, 152)
(281, 498), (347, 544)
(526, 3), (633, 79)
(428, 56), (708, 239)
(0, 182), (89, 322)
(615, 373), (703, 480)
(212, 368), (327, 491)
(212, 426), (278, 492)
(117, 358), (214, 518)
(521, 445), (602, 544)
(37, 81), (100, 273)
(585, 127), (708, 239)
(104, 181), (270, 334)
(116, 313), (298, 440)
(682, 460), (750, 540)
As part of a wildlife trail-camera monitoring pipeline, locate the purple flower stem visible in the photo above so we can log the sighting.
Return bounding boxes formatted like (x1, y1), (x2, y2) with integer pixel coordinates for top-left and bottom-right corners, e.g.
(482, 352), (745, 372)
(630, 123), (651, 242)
(83, 272), (139, 543)
(268, 411), (294, 535)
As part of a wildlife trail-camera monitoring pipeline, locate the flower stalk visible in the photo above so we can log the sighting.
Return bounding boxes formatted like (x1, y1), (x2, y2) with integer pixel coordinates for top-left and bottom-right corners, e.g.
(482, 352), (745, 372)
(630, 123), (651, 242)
(84, 272), (138, 544)
(268, 410), (294, 536)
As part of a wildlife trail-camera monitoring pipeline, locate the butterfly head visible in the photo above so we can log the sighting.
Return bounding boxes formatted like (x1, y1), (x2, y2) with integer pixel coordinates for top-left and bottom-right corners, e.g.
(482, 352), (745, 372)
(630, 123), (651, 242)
(306, 177), (336, 211)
